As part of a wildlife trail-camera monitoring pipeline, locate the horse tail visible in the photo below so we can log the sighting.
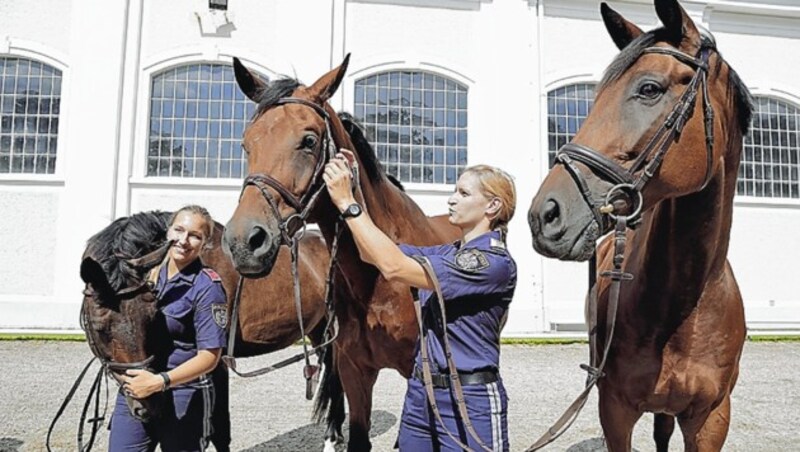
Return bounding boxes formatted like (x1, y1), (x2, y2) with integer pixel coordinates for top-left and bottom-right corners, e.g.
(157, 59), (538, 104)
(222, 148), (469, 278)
(312, 343), (344, 428)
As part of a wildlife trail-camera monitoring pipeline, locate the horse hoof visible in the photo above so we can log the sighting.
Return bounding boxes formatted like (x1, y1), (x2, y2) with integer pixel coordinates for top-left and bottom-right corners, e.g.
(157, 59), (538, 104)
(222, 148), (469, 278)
(323, 439), (337, 452)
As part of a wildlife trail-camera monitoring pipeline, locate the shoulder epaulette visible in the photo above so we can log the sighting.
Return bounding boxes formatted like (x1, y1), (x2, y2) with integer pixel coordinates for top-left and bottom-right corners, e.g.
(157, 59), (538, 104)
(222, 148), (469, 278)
(202, 268), (222, 282)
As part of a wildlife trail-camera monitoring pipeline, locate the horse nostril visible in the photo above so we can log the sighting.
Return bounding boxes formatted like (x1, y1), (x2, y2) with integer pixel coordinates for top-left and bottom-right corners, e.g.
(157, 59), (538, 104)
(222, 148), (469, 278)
(543, 199), (560, 225)
(248, 226), (268, 252)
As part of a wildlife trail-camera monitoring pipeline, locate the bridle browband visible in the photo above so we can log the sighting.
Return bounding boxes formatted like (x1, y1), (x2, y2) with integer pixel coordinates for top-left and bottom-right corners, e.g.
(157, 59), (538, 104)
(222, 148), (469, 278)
(240, 97), (337, 245)
(555, 44), (716, 230)
(527, 42), (719, 451)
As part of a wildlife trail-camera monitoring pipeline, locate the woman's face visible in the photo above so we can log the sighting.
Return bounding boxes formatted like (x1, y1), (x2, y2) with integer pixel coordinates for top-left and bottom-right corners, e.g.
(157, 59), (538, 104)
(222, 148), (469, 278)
(167, 212), (207, 267)
(447, 172), (493, 230)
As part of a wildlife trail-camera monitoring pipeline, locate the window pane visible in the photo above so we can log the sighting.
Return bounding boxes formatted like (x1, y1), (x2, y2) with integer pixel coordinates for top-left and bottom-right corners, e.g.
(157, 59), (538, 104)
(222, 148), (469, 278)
(147, 63), (265, 178)
(0, 57), (62, 174)
(354, 70), (467, 184)
(738, 97), (800, 199)
(546, 83), (596, 168)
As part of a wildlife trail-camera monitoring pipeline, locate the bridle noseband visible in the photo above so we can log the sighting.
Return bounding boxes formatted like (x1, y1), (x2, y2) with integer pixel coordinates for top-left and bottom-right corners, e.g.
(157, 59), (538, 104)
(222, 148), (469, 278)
(240, 97), (337, 245)
(555, 43), (716, 230)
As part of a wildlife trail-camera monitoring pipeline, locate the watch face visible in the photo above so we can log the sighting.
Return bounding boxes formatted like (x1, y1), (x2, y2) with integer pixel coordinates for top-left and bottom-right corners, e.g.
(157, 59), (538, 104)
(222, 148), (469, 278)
(344, 203), (362, 218)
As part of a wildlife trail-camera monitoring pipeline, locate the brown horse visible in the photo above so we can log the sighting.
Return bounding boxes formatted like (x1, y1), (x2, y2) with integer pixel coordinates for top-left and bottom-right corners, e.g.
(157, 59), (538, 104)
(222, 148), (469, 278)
(222, 56), (460, 450)
(78, 210), (344, 449)
(528, 1), (752, 451)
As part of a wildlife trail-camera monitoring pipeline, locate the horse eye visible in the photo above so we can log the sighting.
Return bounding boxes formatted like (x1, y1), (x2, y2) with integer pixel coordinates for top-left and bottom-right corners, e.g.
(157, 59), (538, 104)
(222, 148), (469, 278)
(302, 135), (318, 150)
(638, 82), (663, 99)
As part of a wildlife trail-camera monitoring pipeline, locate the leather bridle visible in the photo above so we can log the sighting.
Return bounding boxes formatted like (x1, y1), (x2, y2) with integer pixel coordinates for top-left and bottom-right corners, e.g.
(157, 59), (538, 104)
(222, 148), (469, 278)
(223, 96), (341, 399)
(555, 44), (716, 231)
(527, 42), (718, 451)
(240, 97), (337, 245)
(48, 242), (173, 452)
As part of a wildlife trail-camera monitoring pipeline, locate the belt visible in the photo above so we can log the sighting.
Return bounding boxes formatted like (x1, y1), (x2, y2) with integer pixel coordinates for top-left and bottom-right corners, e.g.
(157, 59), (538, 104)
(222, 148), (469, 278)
(413, 366), (498, 389)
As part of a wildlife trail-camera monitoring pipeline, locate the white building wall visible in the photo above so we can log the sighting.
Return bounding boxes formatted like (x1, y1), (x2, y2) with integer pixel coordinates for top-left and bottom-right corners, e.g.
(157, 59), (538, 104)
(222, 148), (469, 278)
(0, 0), (798, 334)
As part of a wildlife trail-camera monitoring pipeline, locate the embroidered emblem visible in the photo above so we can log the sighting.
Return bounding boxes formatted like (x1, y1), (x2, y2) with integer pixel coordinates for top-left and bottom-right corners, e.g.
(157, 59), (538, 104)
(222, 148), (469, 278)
(212, 304), (228, 329)
(454, 249), (490, 272)
(203, 268), (222, 282)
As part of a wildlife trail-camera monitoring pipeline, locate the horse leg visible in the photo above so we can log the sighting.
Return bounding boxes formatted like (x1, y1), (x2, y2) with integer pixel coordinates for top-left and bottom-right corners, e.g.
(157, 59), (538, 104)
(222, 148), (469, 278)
(599, 389), (641, 452)
(653, 413), (675, 452)
(338, 351), (379, 451)
(678, 394), (732, 452)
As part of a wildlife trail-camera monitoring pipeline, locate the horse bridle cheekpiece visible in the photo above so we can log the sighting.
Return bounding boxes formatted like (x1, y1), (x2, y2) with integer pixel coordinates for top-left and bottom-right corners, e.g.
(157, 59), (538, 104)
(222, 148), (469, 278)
(240, 97), (336, 246)
(556, 43), (716, 231)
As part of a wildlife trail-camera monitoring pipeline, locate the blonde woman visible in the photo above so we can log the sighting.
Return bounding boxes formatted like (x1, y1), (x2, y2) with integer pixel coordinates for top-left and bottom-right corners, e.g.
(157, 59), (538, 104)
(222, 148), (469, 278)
(112, 205), (227, 451)
(324, 150), (517, 451)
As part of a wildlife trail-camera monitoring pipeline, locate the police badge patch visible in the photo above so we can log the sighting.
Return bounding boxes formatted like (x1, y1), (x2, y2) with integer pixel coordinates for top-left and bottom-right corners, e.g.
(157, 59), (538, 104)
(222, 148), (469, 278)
(212, 304), (228, 329)
(454, 248), (490, 272)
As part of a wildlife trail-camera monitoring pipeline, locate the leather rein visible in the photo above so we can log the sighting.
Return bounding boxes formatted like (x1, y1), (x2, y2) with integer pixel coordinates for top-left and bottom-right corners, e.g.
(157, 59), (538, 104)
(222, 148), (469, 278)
(525, 44), (717, 451)
(47, 241), (173, 452)
(221, 97), (341, 400)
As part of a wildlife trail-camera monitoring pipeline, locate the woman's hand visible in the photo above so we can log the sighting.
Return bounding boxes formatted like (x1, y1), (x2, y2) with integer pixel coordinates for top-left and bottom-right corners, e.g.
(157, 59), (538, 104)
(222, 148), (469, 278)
(120, 369), (164, 399)
(323, 149), (359, 213)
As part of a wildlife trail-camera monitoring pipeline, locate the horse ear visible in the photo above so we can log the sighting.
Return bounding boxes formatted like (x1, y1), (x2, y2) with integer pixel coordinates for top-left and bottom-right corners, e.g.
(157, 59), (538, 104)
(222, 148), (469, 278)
(232, 57), (265, 103)
(80, 257), (113, 301)
(307, 53), (351, 103)
(654, 0), (701, 48)
(601, 3), (643, 50)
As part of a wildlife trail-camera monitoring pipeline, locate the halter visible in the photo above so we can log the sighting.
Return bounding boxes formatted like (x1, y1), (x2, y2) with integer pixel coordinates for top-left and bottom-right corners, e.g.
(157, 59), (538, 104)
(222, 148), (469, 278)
(527, 43), (718, 451)
(555, 44), (716, 230)
(240, 97), (337, 245)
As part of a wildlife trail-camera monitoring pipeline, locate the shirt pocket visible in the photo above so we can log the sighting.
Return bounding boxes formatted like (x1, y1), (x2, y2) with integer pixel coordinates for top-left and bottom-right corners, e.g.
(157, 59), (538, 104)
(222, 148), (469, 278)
(162, 298), (194, 339)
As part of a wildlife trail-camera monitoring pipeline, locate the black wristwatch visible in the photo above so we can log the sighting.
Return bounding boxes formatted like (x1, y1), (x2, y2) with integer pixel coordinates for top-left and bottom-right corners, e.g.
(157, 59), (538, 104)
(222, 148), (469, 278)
(339, 203), (363, 220)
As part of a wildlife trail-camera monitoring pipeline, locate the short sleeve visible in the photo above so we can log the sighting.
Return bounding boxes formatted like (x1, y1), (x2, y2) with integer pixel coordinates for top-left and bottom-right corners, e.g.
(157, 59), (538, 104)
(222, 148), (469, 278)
(193, 280), (228, 350)
(399, 243), (452, 258)
(423, 250), (513, 300)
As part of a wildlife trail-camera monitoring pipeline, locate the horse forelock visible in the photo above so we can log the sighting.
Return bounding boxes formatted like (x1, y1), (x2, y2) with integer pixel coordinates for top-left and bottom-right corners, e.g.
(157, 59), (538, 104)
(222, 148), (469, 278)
(254, 77), (302, 118)
(599, 28), (753, 136)
(85, 211), (171, 292)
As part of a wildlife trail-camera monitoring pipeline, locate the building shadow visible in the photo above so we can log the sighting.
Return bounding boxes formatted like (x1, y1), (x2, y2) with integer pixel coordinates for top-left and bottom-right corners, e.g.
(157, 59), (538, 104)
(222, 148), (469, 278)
(239, 409), (397, 452)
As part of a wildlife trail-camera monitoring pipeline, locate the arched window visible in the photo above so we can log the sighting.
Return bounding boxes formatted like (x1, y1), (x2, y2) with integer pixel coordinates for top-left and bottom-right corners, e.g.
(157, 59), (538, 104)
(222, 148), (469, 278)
(547, 83), (595, 167)
(147, 63), (263, 178)
(0, 57), (62, 174)
(738, 96), (800, 199)
(354, 71), (468, 184)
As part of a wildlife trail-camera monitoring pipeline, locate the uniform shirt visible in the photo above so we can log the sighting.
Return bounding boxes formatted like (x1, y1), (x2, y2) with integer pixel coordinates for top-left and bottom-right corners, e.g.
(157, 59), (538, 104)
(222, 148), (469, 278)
(399, 230), (517, 374)
(156, 258), (227, 387)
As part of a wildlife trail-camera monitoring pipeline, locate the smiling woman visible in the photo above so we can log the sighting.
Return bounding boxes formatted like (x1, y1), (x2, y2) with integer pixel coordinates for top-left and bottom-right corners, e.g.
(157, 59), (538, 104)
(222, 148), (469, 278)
(110, 204), (229, 452)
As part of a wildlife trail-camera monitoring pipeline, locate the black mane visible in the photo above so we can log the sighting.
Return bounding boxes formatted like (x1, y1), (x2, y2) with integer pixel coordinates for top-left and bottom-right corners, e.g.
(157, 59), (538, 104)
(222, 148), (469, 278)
(85, 211), (171, 291)
(254, 77), (302, 117)
(599, 28), (753, 135)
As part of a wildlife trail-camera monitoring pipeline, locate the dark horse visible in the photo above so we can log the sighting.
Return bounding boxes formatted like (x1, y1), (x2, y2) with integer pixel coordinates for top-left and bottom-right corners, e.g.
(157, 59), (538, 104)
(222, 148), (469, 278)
(528, 1), (751, 450)
(222, 57), (460, 450)
(78, 210), (344, 449)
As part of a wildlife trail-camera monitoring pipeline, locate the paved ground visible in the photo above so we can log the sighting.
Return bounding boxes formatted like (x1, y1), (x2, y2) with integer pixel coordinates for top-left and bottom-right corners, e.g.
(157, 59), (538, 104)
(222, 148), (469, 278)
(1, 341), (798, 451)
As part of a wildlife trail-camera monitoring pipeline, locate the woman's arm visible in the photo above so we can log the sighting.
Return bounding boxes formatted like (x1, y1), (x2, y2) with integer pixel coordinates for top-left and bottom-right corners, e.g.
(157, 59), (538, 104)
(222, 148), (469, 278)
(323, 151), (433, 290)
(121, 348), (220, 398)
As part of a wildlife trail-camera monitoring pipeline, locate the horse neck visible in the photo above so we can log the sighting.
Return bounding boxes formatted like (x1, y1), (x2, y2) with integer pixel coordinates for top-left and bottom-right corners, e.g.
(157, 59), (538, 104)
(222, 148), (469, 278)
(312, 114), (445, 302)
(628, 111), (742, 311)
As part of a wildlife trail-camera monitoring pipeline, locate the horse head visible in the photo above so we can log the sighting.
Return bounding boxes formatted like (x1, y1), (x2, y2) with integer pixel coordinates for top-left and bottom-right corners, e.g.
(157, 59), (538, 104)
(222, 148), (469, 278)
(79, 213), (173, 422)
(528, 0), (751, 261)
(223, 55), (352, 276)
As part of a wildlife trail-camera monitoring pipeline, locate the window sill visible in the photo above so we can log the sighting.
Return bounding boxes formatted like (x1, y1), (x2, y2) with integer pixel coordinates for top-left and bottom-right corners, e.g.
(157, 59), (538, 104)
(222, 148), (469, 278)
(0, 174), (65, 187)
(734, 196), (800, 209)
(129, 176), (243, 190)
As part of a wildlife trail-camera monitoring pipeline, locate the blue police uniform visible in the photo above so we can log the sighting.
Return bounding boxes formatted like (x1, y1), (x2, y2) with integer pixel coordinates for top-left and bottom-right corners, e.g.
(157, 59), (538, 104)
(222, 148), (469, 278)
(397, 230), (517, 452)
(109, 258), (228, 452)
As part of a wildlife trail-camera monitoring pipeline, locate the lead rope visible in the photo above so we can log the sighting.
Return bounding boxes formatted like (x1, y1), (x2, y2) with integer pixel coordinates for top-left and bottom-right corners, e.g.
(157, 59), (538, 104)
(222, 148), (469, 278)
(413, 257), (494, 452)
(524, 216), (630, 451)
